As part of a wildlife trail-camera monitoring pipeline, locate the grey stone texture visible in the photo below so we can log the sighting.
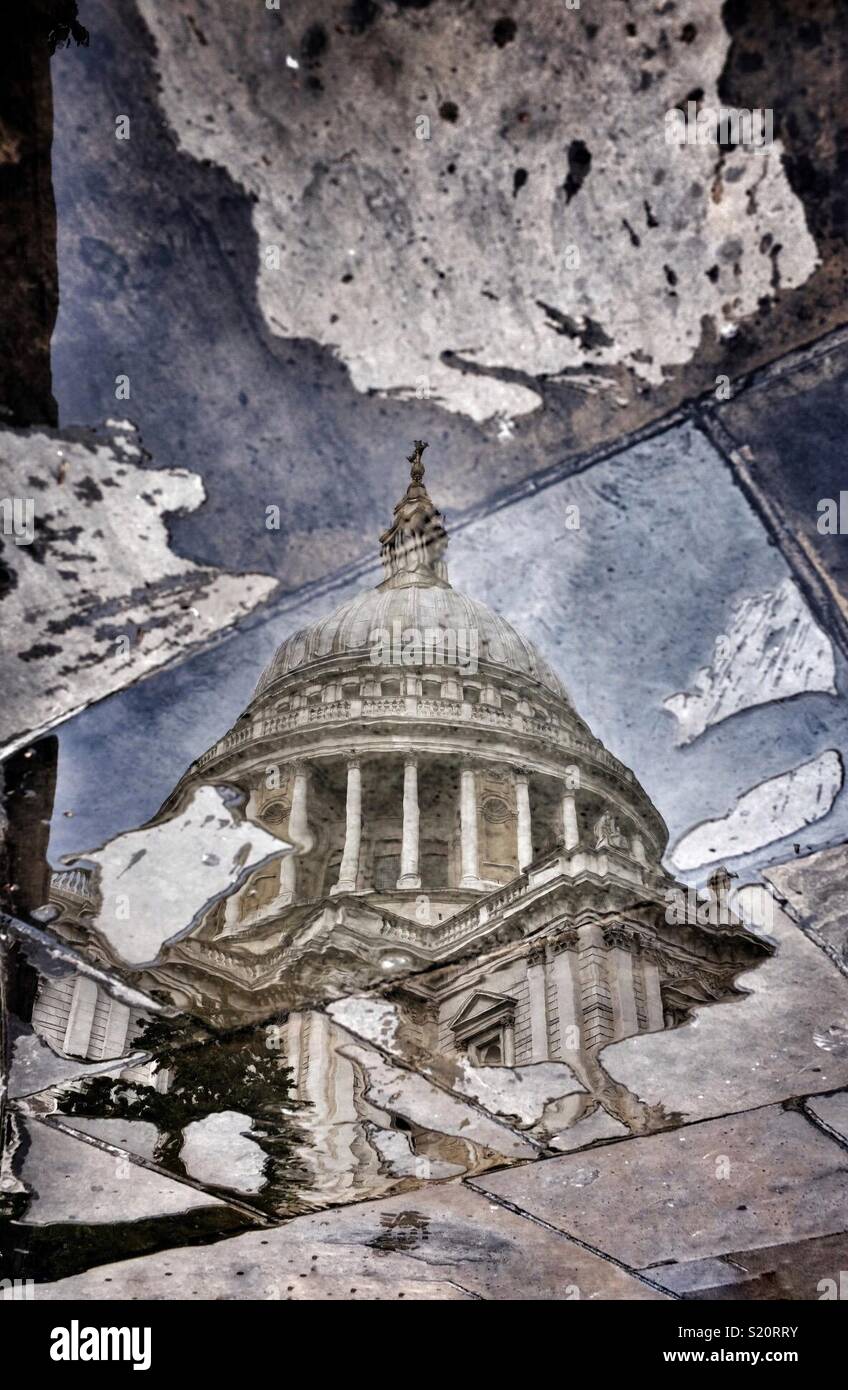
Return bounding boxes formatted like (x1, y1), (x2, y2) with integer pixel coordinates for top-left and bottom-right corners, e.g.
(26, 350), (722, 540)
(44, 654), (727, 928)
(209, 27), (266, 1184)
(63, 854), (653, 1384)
(476, 1107), (848, 1268)
(4, 0), (848, 1302)
(34, 1179), (667, 1301)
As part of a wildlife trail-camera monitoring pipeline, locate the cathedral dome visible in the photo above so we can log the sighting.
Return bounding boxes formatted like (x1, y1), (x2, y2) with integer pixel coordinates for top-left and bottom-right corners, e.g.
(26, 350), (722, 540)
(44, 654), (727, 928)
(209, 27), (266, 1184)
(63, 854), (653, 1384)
(132, 442), (769, 1057)
(253, 439), (568, 705)
(172, 442), (667, 872)
(253, 582), (570, 703)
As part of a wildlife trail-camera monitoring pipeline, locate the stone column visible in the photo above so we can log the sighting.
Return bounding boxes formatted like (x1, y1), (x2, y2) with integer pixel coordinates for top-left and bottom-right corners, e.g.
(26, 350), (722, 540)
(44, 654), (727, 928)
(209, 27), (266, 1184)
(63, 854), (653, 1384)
(332, 758), (362, 894)
(643, 955), (665, 1030)
(279, 761), (310, 906)
(526, 947), (549, 1061)
(561, 788), (579, 851)
(577, 922), (614, 1051)
(100, 998), (131, 1059)
(515, 771), (533, 870)
(63, 976), (98, 1058)
(459, 763), (480, 889)
(289, 762), (310, 847)
(397, 756), (421, 888)
(607, 944), (640, 1040)
(552, 945), (581, 1058)
(631, 832), (647, 864)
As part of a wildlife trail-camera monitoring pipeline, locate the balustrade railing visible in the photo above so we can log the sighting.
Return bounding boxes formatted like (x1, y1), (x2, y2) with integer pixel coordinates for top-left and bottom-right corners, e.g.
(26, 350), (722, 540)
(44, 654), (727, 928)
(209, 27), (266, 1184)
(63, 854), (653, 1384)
(194, 692), (633, 783)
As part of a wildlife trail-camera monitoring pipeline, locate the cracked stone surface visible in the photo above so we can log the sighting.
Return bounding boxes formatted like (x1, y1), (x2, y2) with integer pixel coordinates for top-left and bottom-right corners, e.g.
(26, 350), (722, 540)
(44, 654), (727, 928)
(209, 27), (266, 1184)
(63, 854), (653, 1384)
(137, 0), (816, 422)
(4, 0), (848, 1306)
(0, 422), (275, 753)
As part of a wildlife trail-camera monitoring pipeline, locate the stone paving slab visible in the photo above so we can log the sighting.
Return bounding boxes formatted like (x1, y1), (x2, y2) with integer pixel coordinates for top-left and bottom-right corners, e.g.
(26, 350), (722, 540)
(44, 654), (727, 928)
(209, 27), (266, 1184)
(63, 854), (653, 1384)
(475, 1106), (848, 1270)
(12, 1117), (224, 1225)
(0, 422), (275, 753)
(33, 1179), (667, 1302)
(713, 335), (848, 650)
(47, 0), (848, 604)
(16, 1009), (534, 1220)
(642, 1230), (848, 1302)
(602, 891), (848, 1124)
(805, 1091), (848, 1144)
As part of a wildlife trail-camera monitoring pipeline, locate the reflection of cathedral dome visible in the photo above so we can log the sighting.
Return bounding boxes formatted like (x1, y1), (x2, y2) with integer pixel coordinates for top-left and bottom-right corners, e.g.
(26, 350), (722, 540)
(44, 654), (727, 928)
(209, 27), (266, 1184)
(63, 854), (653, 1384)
(33, 442), (771, 1177)
(149, 441), (767, 1049)
(173, 438), (666, 871)
(253, 434), (566, 703)
(253, 583), (570, 703)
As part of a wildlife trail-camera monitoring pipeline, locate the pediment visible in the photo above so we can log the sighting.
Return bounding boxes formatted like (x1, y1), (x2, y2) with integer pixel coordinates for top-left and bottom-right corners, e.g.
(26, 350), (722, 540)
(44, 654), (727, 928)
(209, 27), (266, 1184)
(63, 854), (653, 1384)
(449, 990), (516, 1031)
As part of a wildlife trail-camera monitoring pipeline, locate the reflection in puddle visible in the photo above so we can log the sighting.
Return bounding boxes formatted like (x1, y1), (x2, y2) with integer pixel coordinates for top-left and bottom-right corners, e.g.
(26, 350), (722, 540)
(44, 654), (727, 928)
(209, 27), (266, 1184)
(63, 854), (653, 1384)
(53, 1014), (310, 1215)
(2, 453), (777, 1278)
(0, 1206), (258, 1287)
(41, 1009), (504, 1218)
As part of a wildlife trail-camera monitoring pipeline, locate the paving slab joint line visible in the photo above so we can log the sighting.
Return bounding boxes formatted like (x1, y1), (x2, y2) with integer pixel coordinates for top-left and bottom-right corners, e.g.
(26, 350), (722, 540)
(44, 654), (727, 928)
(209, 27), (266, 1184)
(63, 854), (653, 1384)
(16, 1108), (277, 1226)
(696, 407), (848, 664)
(745, 872), (848, 984)
(152, 319), (848, 615)
(12, 1051), (156, 1104)
(463, 1177), (680, 1298)
(703, 320), (848, 405)
(0, 911), (174, 1015)
(754, 881), (848, 981)
(687, 321), (848, 410)
(7, 319), (848, 764)
(0, 568), (285, 763)
(800, 1099), (848, 1156)
(443, 1278), (486, 1301)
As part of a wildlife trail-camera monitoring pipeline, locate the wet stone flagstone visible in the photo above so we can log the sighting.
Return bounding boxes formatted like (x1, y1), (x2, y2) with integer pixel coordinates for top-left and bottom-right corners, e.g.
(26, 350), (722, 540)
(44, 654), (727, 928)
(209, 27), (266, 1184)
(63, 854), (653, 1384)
(475, 1106), (848, 1271)
(765, 842), (848, 969)
(32, 1180), (668, 1302)
(602, 889), (848, 1124)
(4, 0), (848, 1306)
(640, 1230), (848, 1301)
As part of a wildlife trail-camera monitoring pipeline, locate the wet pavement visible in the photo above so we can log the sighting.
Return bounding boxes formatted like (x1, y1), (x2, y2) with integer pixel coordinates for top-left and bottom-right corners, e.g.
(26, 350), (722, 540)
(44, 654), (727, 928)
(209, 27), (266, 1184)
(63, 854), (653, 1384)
(2, 0), (848, 1304)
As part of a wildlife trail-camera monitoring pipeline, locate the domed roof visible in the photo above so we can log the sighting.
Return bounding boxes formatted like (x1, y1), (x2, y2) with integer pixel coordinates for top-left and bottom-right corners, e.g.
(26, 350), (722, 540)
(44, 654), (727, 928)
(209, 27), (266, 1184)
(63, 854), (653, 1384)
(254, 441), (570, 704)
(254, 582), (570, 701)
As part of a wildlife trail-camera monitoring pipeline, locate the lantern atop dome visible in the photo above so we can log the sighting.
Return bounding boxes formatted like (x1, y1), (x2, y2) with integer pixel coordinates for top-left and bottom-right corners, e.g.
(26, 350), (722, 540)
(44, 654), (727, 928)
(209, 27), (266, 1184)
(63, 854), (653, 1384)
(378, 441), (450, 590)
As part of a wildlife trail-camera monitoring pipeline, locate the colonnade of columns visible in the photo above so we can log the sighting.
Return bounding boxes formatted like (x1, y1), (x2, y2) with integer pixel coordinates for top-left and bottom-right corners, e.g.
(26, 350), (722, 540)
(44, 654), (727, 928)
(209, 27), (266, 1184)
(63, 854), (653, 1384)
(276, 756), (647, 900)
